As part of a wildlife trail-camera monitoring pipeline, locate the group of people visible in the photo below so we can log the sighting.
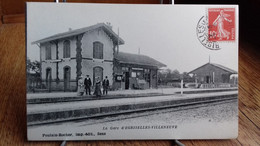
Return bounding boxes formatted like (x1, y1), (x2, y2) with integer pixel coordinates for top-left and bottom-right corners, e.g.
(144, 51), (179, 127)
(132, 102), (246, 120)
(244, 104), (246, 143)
(77, 75), (110, 97)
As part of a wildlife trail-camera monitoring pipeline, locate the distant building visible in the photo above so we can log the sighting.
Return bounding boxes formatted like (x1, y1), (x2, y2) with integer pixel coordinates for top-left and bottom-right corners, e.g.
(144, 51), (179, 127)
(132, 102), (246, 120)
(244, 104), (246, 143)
(32, 23), (165, 92)
(189, 62), (238, 85)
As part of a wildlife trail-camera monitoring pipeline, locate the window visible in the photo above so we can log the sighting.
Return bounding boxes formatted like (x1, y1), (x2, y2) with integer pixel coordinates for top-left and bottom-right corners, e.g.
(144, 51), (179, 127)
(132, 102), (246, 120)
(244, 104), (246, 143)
(63, 40), (70, 58)
(45, 44), (51, 60)
(144, 69), (150, 82)
(131, 72), (136, 78)
(122, 67), (129, 72)
(132, 69), (144, 79)
(93, 42), (103, 59)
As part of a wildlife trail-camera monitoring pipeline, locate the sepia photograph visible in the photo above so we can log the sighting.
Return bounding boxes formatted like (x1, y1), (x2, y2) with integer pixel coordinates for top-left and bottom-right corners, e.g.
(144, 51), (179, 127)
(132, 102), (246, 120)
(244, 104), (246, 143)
(26, 3), (238, 140)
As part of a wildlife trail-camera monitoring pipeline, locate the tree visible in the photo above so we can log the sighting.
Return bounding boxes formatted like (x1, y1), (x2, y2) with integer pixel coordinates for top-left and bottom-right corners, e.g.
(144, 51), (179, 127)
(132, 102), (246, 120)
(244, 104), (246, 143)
(158, 68), (181, 85)
(27, 58), (42, 92)
(171, 69), (181, 79)
(27, 58), (40, 75)
(182, 72), (194, 82)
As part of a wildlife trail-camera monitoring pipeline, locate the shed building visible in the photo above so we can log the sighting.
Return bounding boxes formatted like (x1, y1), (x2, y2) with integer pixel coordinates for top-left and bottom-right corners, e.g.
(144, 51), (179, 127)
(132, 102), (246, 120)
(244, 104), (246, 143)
(189, 62), (238, 85)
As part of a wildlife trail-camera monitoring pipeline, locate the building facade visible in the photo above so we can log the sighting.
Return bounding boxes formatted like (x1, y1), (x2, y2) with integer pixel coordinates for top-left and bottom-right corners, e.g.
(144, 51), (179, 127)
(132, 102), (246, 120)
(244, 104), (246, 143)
(113, 52), (166, 90)
(32, 23), (165, 92)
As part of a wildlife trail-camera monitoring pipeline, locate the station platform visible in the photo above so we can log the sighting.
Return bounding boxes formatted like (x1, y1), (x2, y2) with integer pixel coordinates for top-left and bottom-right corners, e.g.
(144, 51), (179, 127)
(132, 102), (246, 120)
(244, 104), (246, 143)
(27, 88), (238, 126)
(27, 87), (238, 104)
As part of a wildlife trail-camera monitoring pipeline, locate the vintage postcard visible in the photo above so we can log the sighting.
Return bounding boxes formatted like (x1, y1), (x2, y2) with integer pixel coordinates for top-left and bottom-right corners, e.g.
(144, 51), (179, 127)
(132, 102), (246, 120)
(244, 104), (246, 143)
(26, 3), (239, 140)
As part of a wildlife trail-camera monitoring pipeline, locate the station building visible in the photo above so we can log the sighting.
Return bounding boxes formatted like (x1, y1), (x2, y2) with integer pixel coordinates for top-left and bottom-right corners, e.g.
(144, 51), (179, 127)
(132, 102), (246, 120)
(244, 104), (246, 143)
(32, 23), (166, 92)
(189, 62), (238, 87)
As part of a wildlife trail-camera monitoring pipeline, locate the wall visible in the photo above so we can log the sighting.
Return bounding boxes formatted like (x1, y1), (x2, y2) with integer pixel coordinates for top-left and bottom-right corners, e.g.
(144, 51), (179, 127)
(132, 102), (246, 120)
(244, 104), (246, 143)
(150, 69), (158, 88)
(40, 38), (78, 91)
(81, 60), (113, 86)
(40, 42), (56, 80)
(57, 37), (77, 81)
(81, 28), (115, 85)
(191, 64), (231, 83)
(57, 37), (77, 60)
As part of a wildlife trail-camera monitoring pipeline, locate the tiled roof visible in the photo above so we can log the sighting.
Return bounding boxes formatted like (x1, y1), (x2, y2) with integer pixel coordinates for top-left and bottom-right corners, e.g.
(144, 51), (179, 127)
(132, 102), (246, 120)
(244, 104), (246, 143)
(115, 52), (166, 68)
(211, 63), (237, 74)
(32, 23), (124, 45)
(189, 62), (237, 74)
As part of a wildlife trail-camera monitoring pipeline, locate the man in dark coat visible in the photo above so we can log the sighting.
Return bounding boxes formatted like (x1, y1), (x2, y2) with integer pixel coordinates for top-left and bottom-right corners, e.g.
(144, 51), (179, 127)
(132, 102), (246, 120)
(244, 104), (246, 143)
(84, 75), (92, 95)
(102, 76), (109, 95)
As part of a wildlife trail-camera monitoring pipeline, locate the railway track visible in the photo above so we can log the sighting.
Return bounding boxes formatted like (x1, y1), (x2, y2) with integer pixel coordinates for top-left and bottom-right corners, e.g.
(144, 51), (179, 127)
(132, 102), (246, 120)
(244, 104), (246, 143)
(77, 98), (238, 127)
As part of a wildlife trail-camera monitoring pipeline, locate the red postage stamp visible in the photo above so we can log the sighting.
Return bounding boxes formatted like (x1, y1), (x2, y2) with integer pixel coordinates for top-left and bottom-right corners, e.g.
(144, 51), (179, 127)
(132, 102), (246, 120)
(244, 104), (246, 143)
(208, 8), (235, 41)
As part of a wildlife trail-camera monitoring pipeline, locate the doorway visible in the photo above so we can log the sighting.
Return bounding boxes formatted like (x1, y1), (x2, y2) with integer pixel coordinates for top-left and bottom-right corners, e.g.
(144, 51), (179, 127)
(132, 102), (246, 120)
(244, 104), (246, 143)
(93, 66), (103, 85)
(46, 68), (52, 92)
(64, 67), (70, 92)
(125, 72), (130, 89)
(206, 75), (211, 83)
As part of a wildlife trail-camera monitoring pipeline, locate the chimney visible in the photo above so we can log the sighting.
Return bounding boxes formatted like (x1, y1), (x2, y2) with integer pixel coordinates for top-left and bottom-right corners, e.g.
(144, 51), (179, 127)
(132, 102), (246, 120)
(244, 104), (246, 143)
(106, 22), (113, 29)
(68, 28), (72, 31)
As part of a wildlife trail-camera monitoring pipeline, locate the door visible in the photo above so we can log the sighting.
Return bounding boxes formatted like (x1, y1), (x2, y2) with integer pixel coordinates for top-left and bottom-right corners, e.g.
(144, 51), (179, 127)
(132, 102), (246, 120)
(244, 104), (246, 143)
(64, 67), (70, 92)
(46, 68), (52, 92)
(206, 75), (211, 83)
(125, 72), (129, 89)
(93, 67), (103, 85)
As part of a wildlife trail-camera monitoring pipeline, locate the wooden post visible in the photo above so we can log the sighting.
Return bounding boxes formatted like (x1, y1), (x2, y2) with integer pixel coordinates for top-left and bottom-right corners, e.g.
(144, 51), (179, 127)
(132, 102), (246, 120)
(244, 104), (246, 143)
(181, 79), (183, 95)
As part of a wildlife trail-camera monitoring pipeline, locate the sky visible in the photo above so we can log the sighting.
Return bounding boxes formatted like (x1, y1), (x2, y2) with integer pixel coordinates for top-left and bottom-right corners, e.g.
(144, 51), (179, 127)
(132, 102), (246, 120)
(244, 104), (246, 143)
(27, 3), (238, 73)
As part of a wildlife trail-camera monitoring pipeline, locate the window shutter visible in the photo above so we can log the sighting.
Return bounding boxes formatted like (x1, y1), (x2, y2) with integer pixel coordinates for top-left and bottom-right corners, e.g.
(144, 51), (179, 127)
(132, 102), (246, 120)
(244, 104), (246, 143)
(93, 42), (103, 59)
(63, 40), (70, 58)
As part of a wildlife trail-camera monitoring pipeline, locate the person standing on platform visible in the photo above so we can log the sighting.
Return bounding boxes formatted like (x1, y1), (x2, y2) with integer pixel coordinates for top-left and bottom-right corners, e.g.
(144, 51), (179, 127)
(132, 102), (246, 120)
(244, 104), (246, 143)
(77, 76), (84, 96)
(102, 76), (109, 95)
(84, 75), (92, 95)
(94, 77), (102, 98)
